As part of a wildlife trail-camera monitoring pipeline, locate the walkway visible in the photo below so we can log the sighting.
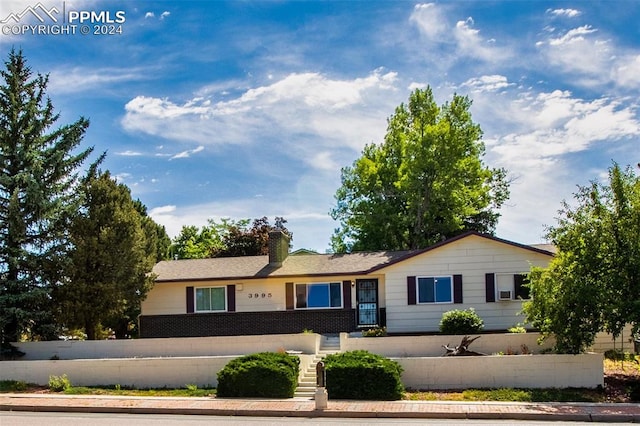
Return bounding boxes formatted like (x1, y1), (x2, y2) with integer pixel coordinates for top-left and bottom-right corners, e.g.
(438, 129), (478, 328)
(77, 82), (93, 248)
(1, 393), (639, 422)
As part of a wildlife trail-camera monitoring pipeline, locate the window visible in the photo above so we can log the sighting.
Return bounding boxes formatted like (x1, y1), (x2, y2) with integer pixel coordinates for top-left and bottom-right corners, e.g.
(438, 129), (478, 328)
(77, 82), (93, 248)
(417, 276), (453, 304)
(295, 282), (342, 309)
(493, 273), (530, 301)
(195, 287), (226, 312)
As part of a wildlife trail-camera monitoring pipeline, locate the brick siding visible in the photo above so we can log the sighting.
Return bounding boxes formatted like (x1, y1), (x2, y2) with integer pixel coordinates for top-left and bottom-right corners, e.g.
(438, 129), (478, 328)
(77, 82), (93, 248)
(139, 309), (358, 338)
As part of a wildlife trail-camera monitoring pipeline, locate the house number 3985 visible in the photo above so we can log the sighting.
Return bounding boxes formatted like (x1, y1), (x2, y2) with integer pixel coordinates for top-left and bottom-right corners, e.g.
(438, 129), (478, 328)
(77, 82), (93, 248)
(248, 293), (272, 299)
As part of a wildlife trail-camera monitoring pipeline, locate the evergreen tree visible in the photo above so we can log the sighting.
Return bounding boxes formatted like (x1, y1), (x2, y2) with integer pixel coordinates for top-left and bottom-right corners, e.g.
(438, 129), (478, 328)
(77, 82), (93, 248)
(56, 171), (156, 340)
(0, 50), (96, 343)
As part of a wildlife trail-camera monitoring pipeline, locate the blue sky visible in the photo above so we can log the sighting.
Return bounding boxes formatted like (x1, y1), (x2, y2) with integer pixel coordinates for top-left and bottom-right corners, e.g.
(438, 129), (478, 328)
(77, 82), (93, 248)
(2, 1), (639, 252)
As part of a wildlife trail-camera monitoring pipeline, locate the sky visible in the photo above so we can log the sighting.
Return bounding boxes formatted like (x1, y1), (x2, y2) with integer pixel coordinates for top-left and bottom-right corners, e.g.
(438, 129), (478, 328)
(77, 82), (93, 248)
(1, 1), (639, 252)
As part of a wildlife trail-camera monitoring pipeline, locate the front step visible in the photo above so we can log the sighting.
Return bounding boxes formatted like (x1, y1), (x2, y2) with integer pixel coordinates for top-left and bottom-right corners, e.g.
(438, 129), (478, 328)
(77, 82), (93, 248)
(293, 335), (341, 398)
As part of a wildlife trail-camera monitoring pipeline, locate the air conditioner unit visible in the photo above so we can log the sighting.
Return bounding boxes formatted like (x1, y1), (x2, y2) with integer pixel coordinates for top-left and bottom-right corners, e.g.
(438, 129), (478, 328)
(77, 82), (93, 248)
(498, 290), (512, 300)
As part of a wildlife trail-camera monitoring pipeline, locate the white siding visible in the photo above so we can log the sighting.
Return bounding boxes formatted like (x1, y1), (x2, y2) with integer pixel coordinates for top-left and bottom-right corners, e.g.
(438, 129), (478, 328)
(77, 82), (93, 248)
(381, 235), (552, 333)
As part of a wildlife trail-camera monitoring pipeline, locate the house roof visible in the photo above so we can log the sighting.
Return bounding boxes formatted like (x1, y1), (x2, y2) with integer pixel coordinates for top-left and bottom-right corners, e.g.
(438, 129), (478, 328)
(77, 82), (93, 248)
(153, 231), (555, 283)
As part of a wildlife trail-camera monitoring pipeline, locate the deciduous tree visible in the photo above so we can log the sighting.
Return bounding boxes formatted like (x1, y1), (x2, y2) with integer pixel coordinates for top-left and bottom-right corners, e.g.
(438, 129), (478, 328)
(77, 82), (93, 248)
(330, 87), (509, 252)
(523, 163), (640, 353)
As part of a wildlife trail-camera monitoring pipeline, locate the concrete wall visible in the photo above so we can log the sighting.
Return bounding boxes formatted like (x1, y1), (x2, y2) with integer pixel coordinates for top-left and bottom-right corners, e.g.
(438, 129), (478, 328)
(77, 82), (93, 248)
(2, 356), (236, 388)
(341, 332), (555, 356)
(15, 334), (320, 360)
(395, 353), (604, 390)
(2, 353), (602, 390)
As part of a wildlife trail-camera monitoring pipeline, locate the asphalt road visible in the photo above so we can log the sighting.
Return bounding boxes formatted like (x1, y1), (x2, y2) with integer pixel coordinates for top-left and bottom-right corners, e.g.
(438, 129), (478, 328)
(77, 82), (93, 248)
(0, 412), (615, 425)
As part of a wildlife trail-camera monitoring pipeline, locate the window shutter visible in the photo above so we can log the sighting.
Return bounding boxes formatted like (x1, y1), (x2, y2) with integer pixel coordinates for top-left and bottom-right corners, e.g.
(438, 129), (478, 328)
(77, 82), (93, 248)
(453, 275), (463, 304)
(514, 274), (530, 300)
(186, 286), (194, 313)
(407, 276), (416, 305)
(342, 280), (352, 310)
(227, 284), (236, 312)
(285, 282), (294, 310)
(485, 273), (496, 302)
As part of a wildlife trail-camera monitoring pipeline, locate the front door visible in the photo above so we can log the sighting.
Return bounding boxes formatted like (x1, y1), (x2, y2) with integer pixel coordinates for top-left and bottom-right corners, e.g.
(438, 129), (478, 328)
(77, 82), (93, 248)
(356, 279), (378, 327)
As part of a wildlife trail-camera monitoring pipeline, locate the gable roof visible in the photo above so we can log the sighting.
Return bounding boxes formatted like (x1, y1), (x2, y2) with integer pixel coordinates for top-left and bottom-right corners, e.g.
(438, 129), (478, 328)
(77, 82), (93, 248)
(153, 231), (554, 283)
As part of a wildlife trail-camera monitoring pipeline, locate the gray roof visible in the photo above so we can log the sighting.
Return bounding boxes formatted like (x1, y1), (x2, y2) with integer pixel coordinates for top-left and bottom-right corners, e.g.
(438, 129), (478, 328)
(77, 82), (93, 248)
(153, 231), (555, 283)
(153, 250), (415, 282)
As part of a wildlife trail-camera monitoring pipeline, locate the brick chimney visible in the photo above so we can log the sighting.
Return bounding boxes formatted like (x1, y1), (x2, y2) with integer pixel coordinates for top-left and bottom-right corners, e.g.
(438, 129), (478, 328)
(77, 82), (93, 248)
(268, 230), (290, 267)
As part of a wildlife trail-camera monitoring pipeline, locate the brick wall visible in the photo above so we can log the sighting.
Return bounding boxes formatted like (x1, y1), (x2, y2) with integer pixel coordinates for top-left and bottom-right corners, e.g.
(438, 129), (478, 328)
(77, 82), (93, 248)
(139, 309), (357, 338)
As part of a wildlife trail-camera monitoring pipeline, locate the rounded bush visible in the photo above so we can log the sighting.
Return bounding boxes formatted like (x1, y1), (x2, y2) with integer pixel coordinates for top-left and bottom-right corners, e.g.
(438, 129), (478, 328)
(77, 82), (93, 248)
(439, 308), (484, 335)
(323, 350), (404, 400)
(216, 352), (300, 398)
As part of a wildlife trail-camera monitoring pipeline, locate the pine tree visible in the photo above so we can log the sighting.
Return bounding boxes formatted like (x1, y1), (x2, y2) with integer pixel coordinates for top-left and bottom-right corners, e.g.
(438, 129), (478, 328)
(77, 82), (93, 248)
(0, 50), (96, 343)
(56, 171), (156, 339)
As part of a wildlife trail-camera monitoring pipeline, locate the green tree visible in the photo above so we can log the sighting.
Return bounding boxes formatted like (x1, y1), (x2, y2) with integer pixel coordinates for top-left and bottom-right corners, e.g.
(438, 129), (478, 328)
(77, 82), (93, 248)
(133, 199), (171, 263)
(523, 163), (640, 353)
(55, 171), (156, 340)
(0, 50), (97, 343)
(169, 216), (291, 259)
(330, 87), (509, 252)
(218, 216), (291, 257)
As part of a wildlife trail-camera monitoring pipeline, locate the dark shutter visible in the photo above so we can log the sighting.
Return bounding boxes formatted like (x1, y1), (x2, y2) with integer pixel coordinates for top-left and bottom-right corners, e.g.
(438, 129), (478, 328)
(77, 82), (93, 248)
(285, 282), (294, 310)
(485, 273), (496, 302)
(453, 275), (463, 304)
(342, 280), (352, 310)
(227, 284), (236, 312)
(186, 286), (194, 313)
(407, 276), (416, 305)
(514, 274), (530, 300)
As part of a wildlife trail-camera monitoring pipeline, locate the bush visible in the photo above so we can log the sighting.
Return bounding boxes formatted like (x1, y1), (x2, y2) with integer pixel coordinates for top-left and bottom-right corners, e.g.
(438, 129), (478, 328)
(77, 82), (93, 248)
(48, 374), (71, 392)
(323, 350), (404, 400)
(362, 327), (387, 337)
(439, 308), (484, 335)
(216, 352), (299, 398)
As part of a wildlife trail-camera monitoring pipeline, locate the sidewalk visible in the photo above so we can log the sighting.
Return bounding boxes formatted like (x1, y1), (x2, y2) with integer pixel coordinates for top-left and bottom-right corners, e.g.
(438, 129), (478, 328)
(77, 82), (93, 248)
(1, 393), (640, 422)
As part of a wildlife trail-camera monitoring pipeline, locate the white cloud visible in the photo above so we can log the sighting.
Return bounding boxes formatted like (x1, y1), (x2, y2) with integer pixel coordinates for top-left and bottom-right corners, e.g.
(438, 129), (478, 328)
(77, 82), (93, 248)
(160, 11), (170, 19)
(537, 25), (640, 90)
(117, 150), (143, 156)
(462, 75), (512, 92)
(122, 69), (400, 160)
(170, 145), (205, 160)
(47, 66), (148, 94)
(409, 3), (448, 39)
(547, 8), (581, 18)
(410, 4), (510, 64)
(144, 12), (154, 19)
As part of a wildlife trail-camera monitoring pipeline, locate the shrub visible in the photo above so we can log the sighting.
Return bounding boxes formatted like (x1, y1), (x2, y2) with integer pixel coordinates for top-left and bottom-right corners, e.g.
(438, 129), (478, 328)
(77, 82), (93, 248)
(362, 327), (387, 337)
(508, 324), (527, 334)
(48, 374), (71, 392)
(439, 308), (484, 335)
(216, 352), (299, 398)
(323, 350), (404, 400)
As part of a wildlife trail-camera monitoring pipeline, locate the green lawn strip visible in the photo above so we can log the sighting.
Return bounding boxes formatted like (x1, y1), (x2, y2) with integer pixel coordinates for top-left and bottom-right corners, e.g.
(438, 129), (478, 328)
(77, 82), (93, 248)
(64, 386), (216, 397)
(405, 387), (605, 403)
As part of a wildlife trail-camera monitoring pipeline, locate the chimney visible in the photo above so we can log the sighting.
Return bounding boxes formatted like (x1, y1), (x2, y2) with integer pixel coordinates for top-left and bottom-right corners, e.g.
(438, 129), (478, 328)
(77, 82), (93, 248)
(268, 230), (290, 267)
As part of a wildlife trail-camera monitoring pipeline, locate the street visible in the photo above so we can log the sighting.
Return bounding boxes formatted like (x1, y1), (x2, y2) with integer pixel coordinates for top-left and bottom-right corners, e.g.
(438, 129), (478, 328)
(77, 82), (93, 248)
(0, 412), (618, 425)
